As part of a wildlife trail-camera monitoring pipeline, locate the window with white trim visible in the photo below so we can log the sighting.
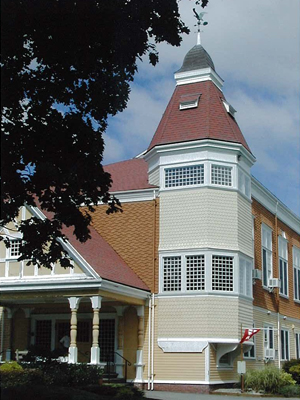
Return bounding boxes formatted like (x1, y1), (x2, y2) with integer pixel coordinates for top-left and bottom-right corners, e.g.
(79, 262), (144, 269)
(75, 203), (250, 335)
(281, 329), (289, 361)
(8, 239), (22, 258)
(165, 165), (204, 188)
(211, 165), (232, 186)
(239, 257), (252, 297)
(163, 256), (181, 292)
(262, 224), (272, 287)
(186, 255), (205, 291)
(244, 322), (256, 359)
(264, 324), (275, 359)
(212, 255), (233, 291)
(238, 169), (251, 198)
(296, 332), (300, 359)
(293, 246), (300, 301)
(279, 237), (288, 296)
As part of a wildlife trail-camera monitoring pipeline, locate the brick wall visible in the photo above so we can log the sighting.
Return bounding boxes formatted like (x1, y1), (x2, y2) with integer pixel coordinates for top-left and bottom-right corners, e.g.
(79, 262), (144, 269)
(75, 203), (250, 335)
(252, 198), (300, 319)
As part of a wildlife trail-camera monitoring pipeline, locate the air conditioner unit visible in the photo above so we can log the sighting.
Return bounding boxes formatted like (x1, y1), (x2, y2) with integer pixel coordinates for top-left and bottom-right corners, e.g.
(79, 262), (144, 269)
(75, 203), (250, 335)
(252, 269), (262, 280)
(268, 278), (280, 288)
(265, 348), (275, 360)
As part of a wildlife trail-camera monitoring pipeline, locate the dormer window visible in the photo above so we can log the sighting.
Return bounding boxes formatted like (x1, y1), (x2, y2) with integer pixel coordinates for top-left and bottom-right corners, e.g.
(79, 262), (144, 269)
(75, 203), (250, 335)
(179, 94), (201, 110)
(222, 100), (236, 118)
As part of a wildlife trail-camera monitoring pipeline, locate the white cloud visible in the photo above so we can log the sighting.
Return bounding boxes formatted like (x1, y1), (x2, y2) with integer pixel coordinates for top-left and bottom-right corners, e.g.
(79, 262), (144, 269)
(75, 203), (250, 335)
(103, 0), (300, 216)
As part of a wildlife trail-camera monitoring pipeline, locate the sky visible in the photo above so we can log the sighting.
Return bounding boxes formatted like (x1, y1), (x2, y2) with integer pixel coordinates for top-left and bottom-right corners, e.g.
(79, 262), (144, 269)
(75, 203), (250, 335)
(103, 0), (300, 218)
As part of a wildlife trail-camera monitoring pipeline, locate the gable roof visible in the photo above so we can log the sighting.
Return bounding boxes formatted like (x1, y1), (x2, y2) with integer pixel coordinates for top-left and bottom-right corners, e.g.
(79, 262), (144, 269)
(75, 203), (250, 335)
(37, 206), (149, 291)
(105, 158), (156, 192)
(63, 224), (149, 291)
(147, 80), (251, 153)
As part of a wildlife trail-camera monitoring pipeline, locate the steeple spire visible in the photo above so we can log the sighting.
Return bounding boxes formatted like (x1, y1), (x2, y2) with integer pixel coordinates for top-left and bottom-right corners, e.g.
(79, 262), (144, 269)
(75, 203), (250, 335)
(193, 9), (208, 46)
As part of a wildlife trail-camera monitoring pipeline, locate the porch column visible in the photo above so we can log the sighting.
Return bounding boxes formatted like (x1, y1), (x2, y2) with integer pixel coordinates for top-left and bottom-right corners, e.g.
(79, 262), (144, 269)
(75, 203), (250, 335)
(115, 307), (124, 378)
(68, 297), (80, 363)
(135, 306), (145, 381)
(5, 308), (16, 361)
(90, 296), (102, 364)
(22, 308), (34, 351)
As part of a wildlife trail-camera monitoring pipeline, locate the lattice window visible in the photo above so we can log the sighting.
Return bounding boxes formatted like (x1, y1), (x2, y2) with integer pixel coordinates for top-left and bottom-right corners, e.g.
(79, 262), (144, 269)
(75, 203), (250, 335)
(99, 319), (115, 362)
(186, 255), (205, 291)
(35, 320), (52, 349)
(211, 165), (232, 186)
(9, 239), (21, 258)
(163, 256), (181, 291)
(212, 255), (234, 291)
(165, 165), (204, 188)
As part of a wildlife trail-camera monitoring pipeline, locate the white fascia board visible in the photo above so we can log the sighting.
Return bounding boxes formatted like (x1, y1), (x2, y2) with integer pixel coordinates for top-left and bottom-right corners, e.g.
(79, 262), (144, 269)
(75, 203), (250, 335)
(158, 337), (240, 344)
(0, 278), (102, 292)
(251, 177), (300, 234)
(174, 68), (224, 91)
(108, 188), (158, 203)
(100, 279), (150, 300)
(0, 278), (150, 300)
(145, 139), (255, 167)
(26, 205), (100, 279)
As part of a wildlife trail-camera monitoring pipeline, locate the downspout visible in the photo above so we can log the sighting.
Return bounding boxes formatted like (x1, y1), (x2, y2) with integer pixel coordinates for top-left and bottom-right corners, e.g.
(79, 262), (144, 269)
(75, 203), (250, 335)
(150, 190), (157, 390)
(151, 293), (155, 390)
(0, 308), (4, 362)
(275, 201), (281, 369)
(147, 296), (152, 390)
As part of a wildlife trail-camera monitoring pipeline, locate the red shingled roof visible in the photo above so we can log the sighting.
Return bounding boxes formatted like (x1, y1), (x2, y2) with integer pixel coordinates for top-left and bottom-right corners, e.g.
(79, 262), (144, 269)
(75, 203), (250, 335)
(39, 207), (149, 291)
(64, 224), (149, 291)
(148, 80), (251, 153)
(105, 158), (156, 192)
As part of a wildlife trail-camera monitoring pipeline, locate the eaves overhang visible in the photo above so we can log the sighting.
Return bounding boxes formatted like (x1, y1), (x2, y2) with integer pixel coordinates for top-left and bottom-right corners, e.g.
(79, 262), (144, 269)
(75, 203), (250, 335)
(145, 138), (256, 166)
(0, 277), (150, 300)
(251, 176), (300, 234)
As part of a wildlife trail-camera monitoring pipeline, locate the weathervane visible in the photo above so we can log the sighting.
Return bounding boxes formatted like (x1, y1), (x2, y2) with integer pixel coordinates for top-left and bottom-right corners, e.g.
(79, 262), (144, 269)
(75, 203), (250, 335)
(193, 9), (208, 45)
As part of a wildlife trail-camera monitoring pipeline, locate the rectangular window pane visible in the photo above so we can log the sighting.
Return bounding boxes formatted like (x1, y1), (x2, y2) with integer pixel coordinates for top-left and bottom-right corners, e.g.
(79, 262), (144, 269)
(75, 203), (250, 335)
(9, 240), (21, 258)
(36, 320), (52, 350)
(211, 165), (232, 186)
(212, 256), (233, 291)
(165, 165), (204, 188)
(99, 319), (115, 362)
(186, 255), (205, 291)
(163, 256), (181, 292)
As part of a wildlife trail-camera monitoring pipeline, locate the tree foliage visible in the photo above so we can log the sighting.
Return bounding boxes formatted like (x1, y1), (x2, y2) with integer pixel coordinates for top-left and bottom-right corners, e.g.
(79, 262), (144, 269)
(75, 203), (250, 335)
(1, 0), (207, 268)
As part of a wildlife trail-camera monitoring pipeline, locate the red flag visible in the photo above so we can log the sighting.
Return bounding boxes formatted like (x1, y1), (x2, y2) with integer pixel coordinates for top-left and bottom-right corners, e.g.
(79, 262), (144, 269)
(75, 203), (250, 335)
(240, 328), (260, 344)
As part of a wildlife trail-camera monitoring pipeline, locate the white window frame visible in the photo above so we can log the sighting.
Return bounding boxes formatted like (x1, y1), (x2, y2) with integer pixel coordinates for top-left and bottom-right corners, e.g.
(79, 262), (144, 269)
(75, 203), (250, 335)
(296, 332), (300, 359)
(239, 256), (253, 298)
(164, 164), (204, 188)
(160, 251), (238, 294)
(264, 324), (275, 359)
(278, 236), (288, 297)
(7, 239), (22, 259)
(293, 246), (300, 303)
(261, 224), (273, 288)
(211, 164), (232, 187)
(280, 328), (290, 361)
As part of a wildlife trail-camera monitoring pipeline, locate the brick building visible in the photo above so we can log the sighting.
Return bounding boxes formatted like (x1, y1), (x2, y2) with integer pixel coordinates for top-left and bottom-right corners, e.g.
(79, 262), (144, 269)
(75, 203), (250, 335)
(0, 41), (299, 392)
